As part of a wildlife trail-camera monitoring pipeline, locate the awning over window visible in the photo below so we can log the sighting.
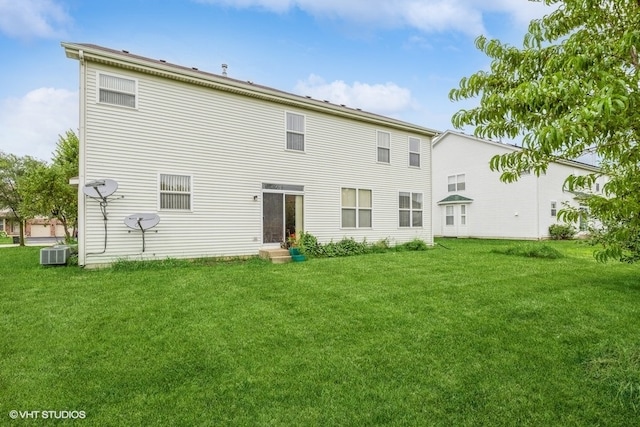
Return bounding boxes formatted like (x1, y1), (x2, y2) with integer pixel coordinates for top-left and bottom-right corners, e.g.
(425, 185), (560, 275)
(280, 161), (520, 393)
(437, 194), (473, 205)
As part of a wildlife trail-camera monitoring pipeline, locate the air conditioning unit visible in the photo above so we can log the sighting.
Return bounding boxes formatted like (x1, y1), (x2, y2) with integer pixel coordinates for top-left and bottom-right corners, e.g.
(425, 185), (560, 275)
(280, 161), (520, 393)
(40, 246), (71, 265)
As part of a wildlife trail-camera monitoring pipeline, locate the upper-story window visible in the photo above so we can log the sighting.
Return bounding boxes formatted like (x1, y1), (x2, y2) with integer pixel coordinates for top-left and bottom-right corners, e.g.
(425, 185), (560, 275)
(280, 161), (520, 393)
(448, 174), (466, 192)
(98, 73), (137, 108)
(409, 137), (421, 167)
(377, 131), (390, 163)
(286, 112), (305, 151)
(551, 201), (557, 217)
(160, 174), (192, 210)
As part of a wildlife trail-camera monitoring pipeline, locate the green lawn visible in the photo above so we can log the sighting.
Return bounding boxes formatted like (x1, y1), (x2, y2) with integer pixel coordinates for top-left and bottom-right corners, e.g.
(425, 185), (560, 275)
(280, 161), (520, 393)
(1, 239), (639, 426)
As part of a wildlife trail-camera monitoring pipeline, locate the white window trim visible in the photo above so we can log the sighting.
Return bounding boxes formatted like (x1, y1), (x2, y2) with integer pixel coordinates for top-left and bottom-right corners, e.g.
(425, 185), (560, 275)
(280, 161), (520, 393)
(158, 173), (193, 212)
(399, 191), (424, 228)
(96, 71), (138, 109)
(285, 111), (306, 152)
(341, 187), (373, 229)
(408, 136), (421, 168)
(377, 131), (391, 164)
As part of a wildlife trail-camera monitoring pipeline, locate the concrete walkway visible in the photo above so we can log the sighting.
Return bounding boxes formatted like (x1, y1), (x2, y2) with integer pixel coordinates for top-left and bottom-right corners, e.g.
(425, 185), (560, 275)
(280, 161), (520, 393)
(2, 237), (65, 247)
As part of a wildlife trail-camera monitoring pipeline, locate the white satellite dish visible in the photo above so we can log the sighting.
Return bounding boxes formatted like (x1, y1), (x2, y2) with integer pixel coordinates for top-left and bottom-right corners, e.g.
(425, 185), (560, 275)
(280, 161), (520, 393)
(124, 213), (160, 252)
(83, 179), (118, 199)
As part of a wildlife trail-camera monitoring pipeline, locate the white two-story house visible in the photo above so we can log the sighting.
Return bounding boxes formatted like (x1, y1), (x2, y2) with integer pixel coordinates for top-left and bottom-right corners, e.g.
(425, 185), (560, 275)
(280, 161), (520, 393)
(62, 43), (438, 267)
(432, 130), (604, 240)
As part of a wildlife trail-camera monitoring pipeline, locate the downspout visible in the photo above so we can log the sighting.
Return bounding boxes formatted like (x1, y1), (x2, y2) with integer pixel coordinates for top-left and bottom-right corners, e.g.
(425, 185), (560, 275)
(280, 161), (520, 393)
(78, 50), (87, 266)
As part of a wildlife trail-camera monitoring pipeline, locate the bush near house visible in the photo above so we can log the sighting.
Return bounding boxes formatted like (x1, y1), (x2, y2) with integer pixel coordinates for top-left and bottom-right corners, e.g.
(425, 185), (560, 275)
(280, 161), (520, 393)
(297, 232), (429, 258)
(549, 223), (576, 240)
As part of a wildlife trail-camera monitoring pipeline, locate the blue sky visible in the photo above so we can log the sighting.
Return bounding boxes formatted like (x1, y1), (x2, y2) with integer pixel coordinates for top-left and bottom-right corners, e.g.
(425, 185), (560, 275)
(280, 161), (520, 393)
(0, 0), (553, 162)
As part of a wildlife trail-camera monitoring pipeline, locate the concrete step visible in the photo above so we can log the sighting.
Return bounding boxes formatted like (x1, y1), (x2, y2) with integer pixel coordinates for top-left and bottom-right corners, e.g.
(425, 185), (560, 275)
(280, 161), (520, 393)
(259, 247), (292, 264)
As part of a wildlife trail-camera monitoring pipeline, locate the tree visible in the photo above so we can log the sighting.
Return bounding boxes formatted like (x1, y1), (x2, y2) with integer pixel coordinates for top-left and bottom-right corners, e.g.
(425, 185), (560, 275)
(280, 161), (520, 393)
(0, 153), (44, 246)
(449, 0), (640, 262)
(20, 130), (79, 242)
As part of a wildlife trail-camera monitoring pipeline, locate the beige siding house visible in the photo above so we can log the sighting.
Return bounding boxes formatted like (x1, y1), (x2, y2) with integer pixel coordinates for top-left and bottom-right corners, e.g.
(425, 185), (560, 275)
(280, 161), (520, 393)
(63, 43), (438, 267)
(432, 130), (604, 240)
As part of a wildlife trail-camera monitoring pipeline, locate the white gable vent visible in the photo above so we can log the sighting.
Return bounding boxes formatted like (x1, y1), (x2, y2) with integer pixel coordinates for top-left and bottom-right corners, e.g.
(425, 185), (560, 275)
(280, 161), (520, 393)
(40, 246), (71, 265)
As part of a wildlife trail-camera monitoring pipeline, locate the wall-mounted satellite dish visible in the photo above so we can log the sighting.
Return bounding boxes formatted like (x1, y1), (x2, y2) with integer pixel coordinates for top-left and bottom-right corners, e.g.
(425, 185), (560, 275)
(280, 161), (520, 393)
(83, 179), (120, 256)
(82, 179), (118, 200)
(124, 213), (161, 252)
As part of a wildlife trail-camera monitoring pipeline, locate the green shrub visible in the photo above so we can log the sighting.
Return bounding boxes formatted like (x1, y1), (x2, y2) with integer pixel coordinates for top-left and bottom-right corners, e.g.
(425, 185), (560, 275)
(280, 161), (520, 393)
(298, 232), (429, 258)
(492, 244), (564, 259)
(549, 223), (576, 240)
(396, 238), (429, 252)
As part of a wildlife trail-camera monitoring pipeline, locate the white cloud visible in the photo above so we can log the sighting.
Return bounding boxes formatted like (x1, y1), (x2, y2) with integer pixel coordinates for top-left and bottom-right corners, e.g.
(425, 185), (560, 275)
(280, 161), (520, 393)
(195, 0), (553, 37)
(0, 88), (78, 162)
(0, 0), (70, 39)
(294, 74), (415, 116)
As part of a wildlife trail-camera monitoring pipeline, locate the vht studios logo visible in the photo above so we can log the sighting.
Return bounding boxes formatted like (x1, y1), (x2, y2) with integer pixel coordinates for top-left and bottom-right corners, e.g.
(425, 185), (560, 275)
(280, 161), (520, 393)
(9, 410), (86, 419)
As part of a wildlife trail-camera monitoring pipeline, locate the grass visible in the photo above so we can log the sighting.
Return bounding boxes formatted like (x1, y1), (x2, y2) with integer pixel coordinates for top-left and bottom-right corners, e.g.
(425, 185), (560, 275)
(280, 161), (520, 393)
(1, 238), (639, 426)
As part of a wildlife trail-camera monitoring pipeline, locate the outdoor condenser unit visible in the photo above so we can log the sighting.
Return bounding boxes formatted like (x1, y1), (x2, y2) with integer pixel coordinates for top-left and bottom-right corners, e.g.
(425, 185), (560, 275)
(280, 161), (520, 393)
(40, 246), (71, 265)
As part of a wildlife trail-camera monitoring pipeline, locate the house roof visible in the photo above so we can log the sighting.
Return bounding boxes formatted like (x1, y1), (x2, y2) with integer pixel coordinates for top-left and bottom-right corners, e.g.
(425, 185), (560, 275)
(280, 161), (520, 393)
(437, 194), (474, 204)
(433, 130), (601, 173)
(62, 42), (440, 138)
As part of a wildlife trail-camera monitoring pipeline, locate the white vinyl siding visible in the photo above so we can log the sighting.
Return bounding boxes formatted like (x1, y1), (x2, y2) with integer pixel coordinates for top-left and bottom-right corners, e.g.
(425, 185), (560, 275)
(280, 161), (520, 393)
(76, 59), (433, 266)
(448, 174), (466, 192)
(399, 192), (423, 227)
(160, 174), (191, 210)
(286, 112), (305, 151)
(409, 137), (421, 167)
(377, 131), (390, 163)
(341, 188), (372, 228)
(98, 73), (136, 108)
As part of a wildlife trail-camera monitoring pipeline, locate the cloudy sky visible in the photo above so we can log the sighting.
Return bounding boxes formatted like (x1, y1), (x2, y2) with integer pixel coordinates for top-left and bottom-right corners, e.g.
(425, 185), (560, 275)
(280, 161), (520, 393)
(0, 0), (552, 162)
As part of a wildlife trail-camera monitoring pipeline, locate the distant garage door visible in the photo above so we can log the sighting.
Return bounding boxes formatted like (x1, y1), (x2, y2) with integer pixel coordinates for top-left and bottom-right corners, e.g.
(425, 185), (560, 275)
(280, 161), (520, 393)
(30, 224), (52, 237)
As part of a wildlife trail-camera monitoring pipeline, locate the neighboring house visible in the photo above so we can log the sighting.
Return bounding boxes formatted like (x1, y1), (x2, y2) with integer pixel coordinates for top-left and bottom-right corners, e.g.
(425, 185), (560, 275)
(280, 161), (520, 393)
(0, 209), (68, 238)
(62, 43), (438, 267)
(432, 130), (605, 240)
(0, 209), (20, 236)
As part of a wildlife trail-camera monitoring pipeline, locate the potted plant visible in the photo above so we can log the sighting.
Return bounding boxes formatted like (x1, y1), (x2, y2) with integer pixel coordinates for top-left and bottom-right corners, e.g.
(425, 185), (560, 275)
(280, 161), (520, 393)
(287, 233), (300, 255)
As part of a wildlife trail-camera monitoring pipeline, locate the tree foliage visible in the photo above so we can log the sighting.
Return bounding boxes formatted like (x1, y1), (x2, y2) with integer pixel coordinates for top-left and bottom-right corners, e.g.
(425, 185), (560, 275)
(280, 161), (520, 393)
(0, 153), (45, 245)
(20, 130), (79, 242)
(449, 0), (640, 262)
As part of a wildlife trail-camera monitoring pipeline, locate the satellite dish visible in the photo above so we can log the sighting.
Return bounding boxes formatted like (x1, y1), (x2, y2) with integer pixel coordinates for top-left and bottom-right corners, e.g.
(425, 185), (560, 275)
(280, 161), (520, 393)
(83, 179), (118, 199)
(124, 213), (160, 252)
(124, 213), (161, 231)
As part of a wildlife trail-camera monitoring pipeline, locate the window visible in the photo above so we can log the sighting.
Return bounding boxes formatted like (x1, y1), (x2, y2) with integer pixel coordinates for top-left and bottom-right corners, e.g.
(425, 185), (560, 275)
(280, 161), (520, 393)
(551, 201), (557, 217)
(448, 174), (466, 192)
(399, 192), (423, 227)
(160, 174), (191, 210)
(98, 73), (136, 108)
(286, 112), (305, 151)
(595, 182), (600, 192)
(377, 131), (390, 163)
(445, 206), (454, 226)
(409, 137), (421, 167)
(460, 204), (467, 225)
(341, 188), (372, 228)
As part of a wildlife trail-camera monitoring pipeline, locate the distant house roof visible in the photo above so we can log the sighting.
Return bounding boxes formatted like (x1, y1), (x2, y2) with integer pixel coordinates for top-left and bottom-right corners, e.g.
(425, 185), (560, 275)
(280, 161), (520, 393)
(61, 42), (440, 138)
(437, 194), (474, 204)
